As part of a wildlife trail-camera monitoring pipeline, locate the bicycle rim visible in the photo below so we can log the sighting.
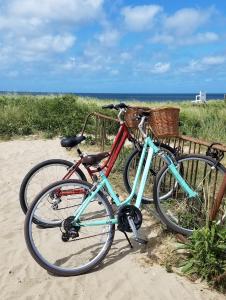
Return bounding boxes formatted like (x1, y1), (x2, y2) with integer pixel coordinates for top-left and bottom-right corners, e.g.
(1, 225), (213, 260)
(25, 179), (115, 276)
(154, 155), (226, 235)
(24, 162), (82, 213)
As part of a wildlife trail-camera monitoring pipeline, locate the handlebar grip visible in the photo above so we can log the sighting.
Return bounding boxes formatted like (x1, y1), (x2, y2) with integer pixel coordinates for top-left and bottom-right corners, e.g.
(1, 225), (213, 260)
(102, 104), (115, 109)
(114, 103), (128, 109)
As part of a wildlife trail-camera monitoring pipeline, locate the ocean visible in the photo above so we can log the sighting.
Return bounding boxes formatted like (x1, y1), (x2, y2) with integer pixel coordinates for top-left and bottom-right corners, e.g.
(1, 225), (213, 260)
(0, 91), (225, 102)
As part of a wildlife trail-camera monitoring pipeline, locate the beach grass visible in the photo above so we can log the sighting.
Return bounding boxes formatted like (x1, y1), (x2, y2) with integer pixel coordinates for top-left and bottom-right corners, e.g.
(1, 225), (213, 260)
(0, 94), (226, 144)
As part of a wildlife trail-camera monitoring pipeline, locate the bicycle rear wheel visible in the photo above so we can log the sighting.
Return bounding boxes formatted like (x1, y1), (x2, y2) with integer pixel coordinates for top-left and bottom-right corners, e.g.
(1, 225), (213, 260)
(154, 154), (226, 236)
(24, 179), (115, 276)
(19, 159), (87, 216)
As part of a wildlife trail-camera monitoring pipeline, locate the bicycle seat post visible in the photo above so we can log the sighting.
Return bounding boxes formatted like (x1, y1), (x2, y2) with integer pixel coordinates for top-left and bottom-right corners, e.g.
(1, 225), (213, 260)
(76, 147), (83, 158)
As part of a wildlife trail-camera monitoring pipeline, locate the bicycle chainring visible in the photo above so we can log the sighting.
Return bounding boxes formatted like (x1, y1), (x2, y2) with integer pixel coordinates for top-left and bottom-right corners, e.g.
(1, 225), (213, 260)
(117, 205), (142, 233)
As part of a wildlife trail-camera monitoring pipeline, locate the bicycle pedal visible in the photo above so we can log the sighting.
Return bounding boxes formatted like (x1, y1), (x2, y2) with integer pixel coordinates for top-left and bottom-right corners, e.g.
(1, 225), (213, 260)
(133, 237), (148, 245)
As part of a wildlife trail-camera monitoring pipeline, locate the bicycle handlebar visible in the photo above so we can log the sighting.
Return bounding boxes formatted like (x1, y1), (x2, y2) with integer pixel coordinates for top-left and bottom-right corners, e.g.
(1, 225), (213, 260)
(102, 104), (115, 109)
(102, 103), (129, 110)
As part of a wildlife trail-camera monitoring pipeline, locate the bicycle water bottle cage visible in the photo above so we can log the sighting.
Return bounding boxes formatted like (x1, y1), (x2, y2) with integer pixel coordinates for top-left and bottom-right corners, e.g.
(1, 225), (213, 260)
(60, 135), (86, 148)
(206, 143), (224, 161)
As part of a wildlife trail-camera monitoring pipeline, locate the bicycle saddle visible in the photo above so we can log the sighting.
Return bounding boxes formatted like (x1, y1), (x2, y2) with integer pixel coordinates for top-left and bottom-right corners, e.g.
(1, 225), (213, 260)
(61, 135), (86, 148)
(82, 152), (109, 166)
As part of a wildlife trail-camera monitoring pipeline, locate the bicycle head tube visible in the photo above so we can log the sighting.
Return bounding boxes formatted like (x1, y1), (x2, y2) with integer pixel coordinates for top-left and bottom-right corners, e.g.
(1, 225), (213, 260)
(138, 116), (147, 138)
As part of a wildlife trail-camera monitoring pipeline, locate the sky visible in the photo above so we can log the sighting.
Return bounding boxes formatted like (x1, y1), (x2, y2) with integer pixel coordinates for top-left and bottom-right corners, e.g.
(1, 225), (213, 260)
(0, 0), (226, 93)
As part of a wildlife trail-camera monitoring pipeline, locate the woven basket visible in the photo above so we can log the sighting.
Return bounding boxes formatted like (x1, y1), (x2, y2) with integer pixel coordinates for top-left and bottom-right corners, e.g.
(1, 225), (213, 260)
(125, 107), (151, 128)
(149, 107), (180, 137)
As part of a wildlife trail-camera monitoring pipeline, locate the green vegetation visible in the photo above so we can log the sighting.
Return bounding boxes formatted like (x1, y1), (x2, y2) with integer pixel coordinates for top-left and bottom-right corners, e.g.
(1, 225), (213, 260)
(0, 94), (226, 143)
(180, 224), (226, 293)
(0, 94), (115, 139)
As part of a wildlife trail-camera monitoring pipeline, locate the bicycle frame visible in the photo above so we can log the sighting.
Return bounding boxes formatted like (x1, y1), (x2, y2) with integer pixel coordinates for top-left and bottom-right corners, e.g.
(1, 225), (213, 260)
(62, 136), (198, 228)
(62, 123), (134, 180)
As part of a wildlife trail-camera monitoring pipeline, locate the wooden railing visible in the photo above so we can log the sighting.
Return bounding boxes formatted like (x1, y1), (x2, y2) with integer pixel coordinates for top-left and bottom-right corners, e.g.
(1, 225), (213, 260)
(81, 112), (226, 213)
(82, 112), (226, 157)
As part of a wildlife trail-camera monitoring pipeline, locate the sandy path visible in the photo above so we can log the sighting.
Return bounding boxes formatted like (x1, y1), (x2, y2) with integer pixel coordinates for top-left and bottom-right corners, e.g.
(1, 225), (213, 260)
(0, 138), (224, 300)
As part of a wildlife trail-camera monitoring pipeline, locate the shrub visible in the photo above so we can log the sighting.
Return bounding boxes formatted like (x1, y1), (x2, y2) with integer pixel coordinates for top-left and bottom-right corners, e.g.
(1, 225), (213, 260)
(181, 223), (226, 293)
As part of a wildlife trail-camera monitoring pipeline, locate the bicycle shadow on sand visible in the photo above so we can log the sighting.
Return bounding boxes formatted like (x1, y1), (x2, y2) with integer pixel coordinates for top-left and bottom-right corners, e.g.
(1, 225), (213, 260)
(49, 212), (169, 277)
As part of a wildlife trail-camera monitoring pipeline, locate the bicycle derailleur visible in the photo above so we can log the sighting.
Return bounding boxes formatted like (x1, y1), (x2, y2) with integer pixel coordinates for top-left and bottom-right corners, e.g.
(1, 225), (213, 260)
(61, 216), (80, 242)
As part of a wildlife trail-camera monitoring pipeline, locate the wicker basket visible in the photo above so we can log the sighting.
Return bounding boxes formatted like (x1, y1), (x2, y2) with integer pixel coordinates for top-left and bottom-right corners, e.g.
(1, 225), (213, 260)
(149, 107), (180, 137)
(125, 107), (151, 128)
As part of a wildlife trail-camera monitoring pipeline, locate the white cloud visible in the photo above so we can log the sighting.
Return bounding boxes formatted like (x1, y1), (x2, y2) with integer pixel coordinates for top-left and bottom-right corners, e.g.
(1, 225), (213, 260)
(0, 33), (76, 65)
(6, 0), (104, 24)
(201, 55), (226, 65)
(0, 0), (96, 65)
(151, 7), (218, 46)
(151, 34), (174, 44)
(97, 29), (120, 47)
(121, 4), (162, 31)
(0, 16), (43, 32)
(182, 55), (226, 73)
(25, 34), (75, 53)
(120, 52), (132, 62)
(187, 32), (219, 44)
(62, 57), (76, 70)
(151, 62), (170, 74)
(60, 49), (117, 74)
(152, 31), (219, 46)
(110, 69), (119, 75)
(164, 7), (213, 36)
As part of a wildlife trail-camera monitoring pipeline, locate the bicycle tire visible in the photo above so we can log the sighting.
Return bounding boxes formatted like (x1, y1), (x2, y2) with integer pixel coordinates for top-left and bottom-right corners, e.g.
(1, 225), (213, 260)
(154, 154), (226, 236)
(123, 143), (177, 204)
(24, 179), (115, 276)
(19, 159), (87, 216)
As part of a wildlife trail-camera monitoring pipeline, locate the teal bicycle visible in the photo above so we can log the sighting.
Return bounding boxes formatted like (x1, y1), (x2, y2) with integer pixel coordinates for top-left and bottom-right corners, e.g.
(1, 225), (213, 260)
(24, 109), (226, 276)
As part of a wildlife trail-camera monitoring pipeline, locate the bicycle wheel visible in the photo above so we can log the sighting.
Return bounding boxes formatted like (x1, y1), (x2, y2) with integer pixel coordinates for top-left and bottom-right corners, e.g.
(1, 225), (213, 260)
(24, 179), (115, 276)
(19, 159), (87, 216)
(123, 143), (177, 204)
(154, 154), (226, 236)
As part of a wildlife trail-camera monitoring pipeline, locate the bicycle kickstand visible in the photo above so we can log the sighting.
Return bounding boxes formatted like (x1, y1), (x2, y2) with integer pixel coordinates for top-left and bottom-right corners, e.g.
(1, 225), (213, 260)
(121, 231), (133, 249)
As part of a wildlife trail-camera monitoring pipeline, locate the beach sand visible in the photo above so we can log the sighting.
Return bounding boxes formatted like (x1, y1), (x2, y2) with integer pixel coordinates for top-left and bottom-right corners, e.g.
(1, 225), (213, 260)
(0, 138), (225, 300)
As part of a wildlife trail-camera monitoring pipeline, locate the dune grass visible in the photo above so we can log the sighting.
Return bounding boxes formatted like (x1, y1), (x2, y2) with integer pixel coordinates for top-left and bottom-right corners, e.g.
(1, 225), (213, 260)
(0, 94), (225, 144)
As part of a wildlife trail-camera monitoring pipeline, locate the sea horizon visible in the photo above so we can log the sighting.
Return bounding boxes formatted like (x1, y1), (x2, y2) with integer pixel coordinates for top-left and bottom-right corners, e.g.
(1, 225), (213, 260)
(0, 91), (225, 102)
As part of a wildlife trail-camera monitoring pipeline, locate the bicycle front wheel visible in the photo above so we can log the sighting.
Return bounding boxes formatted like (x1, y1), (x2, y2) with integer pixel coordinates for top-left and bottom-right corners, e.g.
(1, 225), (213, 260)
(154, 154), (226, 236)
(24, 179), (115, 276)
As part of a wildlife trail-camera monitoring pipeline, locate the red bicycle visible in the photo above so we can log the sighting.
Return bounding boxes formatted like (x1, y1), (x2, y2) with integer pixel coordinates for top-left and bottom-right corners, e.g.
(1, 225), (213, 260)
(19, 103), (176, 215)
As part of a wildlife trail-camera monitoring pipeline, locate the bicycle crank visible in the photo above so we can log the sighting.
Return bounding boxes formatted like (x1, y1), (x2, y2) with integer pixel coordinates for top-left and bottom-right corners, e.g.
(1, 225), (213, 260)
(117, 205), (147, 245)
(117, 205), (142, 232)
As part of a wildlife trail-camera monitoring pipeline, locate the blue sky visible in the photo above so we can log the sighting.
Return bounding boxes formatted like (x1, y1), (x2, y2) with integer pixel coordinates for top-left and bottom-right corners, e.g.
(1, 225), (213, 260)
(0, 0), (226, 93)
